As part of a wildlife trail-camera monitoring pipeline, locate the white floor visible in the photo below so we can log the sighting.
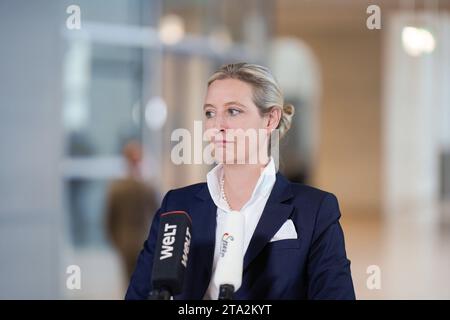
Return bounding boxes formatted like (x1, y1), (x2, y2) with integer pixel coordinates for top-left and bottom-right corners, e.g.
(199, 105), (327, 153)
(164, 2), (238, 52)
(342, 204), (450, 299)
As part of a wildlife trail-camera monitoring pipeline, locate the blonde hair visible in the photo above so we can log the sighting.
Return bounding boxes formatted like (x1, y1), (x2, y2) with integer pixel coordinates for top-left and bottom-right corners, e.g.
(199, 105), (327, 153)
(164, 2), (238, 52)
(207, 62), (295, 139)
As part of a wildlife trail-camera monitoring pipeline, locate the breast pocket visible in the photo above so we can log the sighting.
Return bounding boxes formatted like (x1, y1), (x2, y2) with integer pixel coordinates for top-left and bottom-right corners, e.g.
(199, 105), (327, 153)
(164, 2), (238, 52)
(266, 239), (301, 250)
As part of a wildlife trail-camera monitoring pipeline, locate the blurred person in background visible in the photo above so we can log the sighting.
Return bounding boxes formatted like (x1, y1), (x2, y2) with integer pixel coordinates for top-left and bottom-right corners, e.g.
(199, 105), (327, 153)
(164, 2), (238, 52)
(105, 140), (158, 281)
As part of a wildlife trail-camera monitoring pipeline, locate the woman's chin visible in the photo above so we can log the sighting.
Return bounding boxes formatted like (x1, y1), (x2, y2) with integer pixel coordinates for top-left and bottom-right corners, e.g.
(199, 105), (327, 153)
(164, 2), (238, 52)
(214, 156), (252, 165)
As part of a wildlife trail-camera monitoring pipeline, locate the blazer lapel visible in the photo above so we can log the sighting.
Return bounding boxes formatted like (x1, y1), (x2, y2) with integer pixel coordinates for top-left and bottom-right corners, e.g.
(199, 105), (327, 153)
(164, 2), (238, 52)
(243, 172), (294, 270)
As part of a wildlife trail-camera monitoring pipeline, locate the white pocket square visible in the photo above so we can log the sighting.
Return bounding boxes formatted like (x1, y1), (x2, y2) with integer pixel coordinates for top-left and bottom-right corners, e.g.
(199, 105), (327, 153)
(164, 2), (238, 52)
(270, 219), (298, 242)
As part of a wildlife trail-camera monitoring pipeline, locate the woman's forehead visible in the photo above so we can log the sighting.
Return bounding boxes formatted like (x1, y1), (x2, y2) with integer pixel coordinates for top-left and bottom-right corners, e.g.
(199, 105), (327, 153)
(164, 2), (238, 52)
(205, 78), (254, 107)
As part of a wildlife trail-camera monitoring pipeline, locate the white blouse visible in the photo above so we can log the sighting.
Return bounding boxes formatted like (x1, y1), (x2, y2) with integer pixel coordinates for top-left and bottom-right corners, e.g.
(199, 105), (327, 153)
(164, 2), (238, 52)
(203, 157), (277, 300)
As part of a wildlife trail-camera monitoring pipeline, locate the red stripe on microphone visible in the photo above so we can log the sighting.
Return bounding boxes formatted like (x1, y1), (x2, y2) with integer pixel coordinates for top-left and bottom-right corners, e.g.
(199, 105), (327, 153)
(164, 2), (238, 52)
(160, 210), (192, 224)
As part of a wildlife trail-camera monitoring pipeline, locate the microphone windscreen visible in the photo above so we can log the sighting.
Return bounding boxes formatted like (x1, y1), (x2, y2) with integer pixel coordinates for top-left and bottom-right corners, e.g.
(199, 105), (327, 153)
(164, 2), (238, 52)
(213, 211), (245, 292)
(151, 211), (192, 295)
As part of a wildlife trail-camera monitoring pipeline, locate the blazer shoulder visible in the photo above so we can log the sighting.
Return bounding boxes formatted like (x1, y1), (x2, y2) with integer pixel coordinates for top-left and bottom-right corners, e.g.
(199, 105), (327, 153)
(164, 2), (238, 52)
(169, 181), (206, 197)
(157, 182), (207, 213)
(287, 181), (342, 231)
(288, 181), (335, 204)
(286, 180), (341, 217)
(161, 182), (207, 206)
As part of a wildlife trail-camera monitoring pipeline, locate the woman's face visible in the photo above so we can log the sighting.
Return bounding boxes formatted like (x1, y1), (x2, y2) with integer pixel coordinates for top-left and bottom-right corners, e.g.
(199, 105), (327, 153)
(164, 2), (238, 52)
(203, 78), (278, 165)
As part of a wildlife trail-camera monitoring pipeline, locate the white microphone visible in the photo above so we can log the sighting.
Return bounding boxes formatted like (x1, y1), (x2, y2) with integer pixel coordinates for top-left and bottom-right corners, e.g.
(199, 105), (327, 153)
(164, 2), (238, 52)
(213, 211), (245, 300)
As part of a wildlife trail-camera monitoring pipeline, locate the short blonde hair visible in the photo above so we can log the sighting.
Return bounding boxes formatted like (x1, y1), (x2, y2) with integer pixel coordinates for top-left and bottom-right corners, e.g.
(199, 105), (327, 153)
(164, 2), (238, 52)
(207, 62), (295, 139)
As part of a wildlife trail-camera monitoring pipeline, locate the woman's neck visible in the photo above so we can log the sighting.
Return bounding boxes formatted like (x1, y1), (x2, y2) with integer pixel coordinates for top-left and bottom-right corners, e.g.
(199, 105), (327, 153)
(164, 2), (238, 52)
(221, 158), (270, 211)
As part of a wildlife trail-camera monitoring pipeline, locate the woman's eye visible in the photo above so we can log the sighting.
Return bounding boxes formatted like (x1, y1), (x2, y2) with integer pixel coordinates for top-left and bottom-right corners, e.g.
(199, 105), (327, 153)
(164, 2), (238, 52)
(228, 108), (241, 116)
(205, 110), (215, 118)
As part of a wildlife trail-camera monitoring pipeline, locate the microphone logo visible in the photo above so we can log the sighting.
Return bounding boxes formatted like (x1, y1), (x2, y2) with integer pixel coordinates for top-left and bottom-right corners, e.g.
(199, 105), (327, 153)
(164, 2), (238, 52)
(160, 223), (177, 260)
(220, 232), (235, 257)
(181, 227), (191, 267)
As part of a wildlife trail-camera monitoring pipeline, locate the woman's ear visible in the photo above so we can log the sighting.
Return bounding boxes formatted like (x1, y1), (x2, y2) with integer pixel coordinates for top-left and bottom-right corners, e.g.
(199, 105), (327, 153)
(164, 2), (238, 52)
(266, 106), (282, 131)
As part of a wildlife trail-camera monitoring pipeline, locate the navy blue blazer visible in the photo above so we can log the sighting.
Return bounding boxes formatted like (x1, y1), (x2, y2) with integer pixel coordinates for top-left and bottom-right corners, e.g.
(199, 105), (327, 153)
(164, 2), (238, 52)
(125, 172), (355, 300)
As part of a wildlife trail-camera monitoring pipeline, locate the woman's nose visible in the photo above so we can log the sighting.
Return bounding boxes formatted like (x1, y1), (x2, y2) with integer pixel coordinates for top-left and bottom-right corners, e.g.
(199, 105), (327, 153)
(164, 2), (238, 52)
(214, 114), (228, 131)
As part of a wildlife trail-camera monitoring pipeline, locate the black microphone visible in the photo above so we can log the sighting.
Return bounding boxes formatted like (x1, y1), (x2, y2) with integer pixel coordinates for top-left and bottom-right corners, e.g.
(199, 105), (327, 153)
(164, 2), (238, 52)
(148, 210), (192, 300)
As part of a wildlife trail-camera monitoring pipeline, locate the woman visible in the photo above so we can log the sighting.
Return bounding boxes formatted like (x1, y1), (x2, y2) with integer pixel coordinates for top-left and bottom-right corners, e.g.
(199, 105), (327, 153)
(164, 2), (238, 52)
(126, 63), (355, 300)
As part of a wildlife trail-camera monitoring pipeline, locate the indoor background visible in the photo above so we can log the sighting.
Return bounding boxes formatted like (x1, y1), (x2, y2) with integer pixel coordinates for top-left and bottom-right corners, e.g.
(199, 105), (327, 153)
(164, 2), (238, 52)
(1, 0), (449, 299)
